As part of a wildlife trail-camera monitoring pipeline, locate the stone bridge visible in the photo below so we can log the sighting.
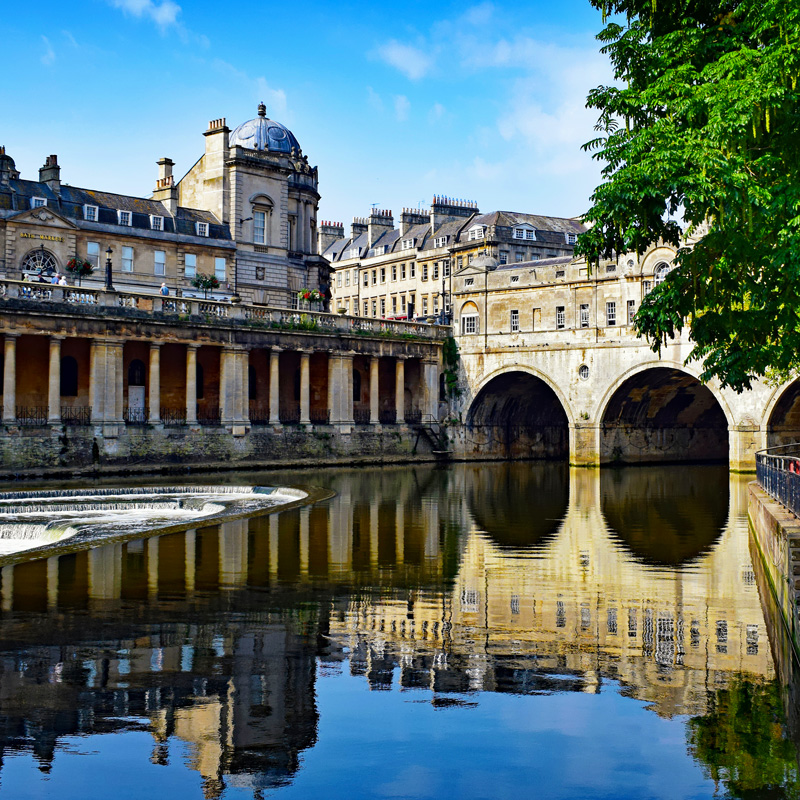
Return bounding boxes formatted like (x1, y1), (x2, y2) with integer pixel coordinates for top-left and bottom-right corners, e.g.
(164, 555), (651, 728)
(452, 330), (799, 472)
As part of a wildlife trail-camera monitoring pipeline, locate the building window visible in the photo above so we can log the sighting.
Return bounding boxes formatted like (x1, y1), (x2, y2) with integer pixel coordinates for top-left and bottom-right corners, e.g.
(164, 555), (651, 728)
(566, 232), (577, 245)
(60, 356), (78, 397)
(422, 264), (428, 281)
(579, 364), (590, 380)
(154, 250), (166, 276)
(433, 263), (439, 280)
(401, 263), (406, 279)
(525, 229), (535, 240)
(345, 271), (350, 286)
(363, 300), (369, 316)
(84, 205), (98, 222)
(392, 296), (397, 314)
(513, 228), (524, 239)
(457, 256), (463, 269)
(121, 246), (134, 272)
(580, 303), (589, 328)
(87, 241), (100, 269)
(380, 267), (386, 283)
(465, 278), (474, 287)
(410, 263), (416, 278)
(31, 197), (47, 209)
(499, 251), (508, 264)
(196, 222), (209, 237)
(443, 260), (450, 277)
(510, 309), (520, 332)
(643, 280), (652, 294)
(352, 269), (358, 285)
(515, 252), (525, 263)
(422, 297), (428, 315)
(371, 270), (377, 286)
(391, 265), (397, 281)
(401, 295), (406, 313)
(337, 272), (342, 288)
(117, 210), (132, 226)
(556, 306), (566, 329)
(350, 247), (360, 259)
(150, 215), (163, 231)
(215, 257), (225, 281)
(468, 254), (473, 264)
(461, 315), (479, 335)
(380, 298), (386, 317)
(433, 296), (439, 314)
(363, 272), (369, 287)
(434, 236), (447, 248)
(654, 262), (674, 284)
(606, 301), (617, 326)
(402, 239), (415, 250)
(253, 210), (266, 244)
(468, 227), (485, 240)
(371, 300), (377, 316)
(185, 253), (197, 278)
(627, 300), (636, 324)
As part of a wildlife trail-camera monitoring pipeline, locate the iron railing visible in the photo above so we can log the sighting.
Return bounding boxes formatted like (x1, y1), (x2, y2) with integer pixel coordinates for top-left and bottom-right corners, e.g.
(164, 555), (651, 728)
(405, 409), (423, 425)
(61, 406), (92, 426)
(249, 404), (271, 424)
(756, 443), (800, 519)
(14, 406), (48, 426)
(279, 404), (301, 425)
(379, 409), (397, 425)
(353, 408), (371, 425)
(310, 408), (330, 425)
(124, 407), (149, 424)
(197, 409), (221, 426)
(161, 407), (187, 426)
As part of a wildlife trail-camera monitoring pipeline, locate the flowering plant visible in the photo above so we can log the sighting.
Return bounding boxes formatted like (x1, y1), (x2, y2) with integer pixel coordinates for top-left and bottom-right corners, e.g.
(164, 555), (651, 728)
(66, 258), (94, 277)
(297, 288), (322, 303)
(191, 272), (220, 299)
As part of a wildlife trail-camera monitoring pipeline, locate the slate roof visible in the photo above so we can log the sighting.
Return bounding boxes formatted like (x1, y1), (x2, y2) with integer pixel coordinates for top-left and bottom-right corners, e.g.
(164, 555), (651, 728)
(0, 179), (231, 241)
(496, 255), (573, 271)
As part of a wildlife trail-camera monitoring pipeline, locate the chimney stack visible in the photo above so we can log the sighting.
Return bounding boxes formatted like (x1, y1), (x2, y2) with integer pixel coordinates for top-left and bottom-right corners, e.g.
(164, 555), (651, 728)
(0, 146), (19, 186)
(153, 157), (178, 214)
(39, 154), (60, 193)
(351, 216), (368, 239)
(400, 207), (429, 237)
(430, 195), (478, 230)
(318, 220), (345, 255)
(367, 208), (394, 247)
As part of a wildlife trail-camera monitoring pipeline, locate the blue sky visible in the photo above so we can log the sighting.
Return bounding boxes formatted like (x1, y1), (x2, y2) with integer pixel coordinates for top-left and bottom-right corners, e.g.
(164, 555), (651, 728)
(3, 0), (612, 224)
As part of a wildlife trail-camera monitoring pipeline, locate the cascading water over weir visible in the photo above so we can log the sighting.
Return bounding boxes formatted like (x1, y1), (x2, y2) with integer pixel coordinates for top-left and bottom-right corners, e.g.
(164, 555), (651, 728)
(0, 485), (309, 558)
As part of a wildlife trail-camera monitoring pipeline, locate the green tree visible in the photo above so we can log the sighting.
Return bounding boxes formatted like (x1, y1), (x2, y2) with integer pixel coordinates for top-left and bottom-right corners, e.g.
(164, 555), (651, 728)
(578, 0), (800, 391)
(191, 272), (220, 299)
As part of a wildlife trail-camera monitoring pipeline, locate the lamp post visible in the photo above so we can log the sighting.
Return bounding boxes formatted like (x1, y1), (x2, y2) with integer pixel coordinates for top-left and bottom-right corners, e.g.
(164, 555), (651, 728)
(105, 247), (114, 291)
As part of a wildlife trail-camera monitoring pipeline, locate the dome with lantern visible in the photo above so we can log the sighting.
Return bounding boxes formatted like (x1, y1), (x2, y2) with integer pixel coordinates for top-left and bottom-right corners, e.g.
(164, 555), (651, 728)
(228, 102), (301, 155)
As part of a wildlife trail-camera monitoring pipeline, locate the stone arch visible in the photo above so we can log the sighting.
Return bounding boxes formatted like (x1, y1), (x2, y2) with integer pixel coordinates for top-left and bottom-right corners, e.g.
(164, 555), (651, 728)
(465, 365), (572, 460)
(597, 362), (730, 464)
(21, 247), (59, 275)
(762, 379), (800, 448)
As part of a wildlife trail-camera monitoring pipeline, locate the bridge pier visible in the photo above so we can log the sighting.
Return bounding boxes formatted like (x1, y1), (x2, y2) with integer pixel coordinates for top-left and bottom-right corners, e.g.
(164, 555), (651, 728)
(569, 423), (600, 467)
(729, 425), (763, 473)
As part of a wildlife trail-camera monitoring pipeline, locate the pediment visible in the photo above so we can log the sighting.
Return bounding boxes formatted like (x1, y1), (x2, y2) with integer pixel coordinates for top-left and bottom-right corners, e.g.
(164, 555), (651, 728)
(9, 207), (78, 230)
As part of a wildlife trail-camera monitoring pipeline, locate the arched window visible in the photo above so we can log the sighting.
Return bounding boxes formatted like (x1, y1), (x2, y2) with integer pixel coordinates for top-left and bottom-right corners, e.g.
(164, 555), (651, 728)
(197, 363), (204, 400)
(353, 368), (362, 402)
(22, 249), (58, 275)
(654, 262), (674, 285)
(460, 301), (480, 335)
(60, 356), (78, 396)
(128, 359), (146, 386)
(248, 364), (256, 400)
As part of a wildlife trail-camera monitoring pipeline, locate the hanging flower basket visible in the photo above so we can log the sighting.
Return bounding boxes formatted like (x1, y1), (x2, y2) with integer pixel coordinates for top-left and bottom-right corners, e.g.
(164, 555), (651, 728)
(297, 288), (323, 303)
(66, 257), (94, 286)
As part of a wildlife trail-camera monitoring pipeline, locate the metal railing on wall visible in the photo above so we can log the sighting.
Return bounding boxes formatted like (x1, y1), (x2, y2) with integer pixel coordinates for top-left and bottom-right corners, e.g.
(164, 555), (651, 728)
(756, 443), (800, 519)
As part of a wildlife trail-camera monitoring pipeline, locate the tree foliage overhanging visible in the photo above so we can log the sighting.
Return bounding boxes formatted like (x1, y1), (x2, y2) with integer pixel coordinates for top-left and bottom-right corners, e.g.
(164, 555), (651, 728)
(577, 0), (800, 391)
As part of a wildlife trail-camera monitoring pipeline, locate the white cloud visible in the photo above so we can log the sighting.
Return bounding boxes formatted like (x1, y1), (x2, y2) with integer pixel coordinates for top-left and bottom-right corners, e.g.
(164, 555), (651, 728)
(107, 0), (181, 29)
(463, 2), (494, 26)
(211, 60), (288, 119)
(394, 95), (410, 122)
(373, 40), (434, 80)
(428, 103), (446, 125)
(41, 36), (55, 66)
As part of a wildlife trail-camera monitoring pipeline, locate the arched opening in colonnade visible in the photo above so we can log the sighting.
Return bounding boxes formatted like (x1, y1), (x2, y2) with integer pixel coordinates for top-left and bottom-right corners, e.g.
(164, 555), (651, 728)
(465, 371), (569, 460)
(766, 380), (800, 448)
(600, 367), (728, 464)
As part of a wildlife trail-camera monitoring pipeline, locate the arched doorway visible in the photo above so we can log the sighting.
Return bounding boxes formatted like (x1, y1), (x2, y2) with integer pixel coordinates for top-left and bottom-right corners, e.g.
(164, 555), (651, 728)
(766, 380), (800, 448)
(600, 367), (728, 464)
(466, 370), (569, 460)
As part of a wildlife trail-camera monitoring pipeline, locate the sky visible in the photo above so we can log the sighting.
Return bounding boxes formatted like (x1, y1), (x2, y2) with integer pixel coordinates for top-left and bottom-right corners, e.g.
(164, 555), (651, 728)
(2, 0), (614, 225)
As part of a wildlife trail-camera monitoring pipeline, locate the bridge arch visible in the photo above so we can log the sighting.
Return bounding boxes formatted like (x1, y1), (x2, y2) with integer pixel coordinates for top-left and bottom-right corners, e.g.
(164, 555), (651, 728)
(465, 366), (572, 460)
(596, 361), (731, 464)
(762, 379), (800, 448)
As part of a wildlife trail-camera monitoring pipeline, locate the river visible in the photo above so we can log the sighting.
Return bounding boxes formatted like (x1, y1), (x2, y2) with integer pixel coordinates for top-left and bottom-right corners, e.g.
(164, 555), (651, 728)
(0, 463), (796, 799)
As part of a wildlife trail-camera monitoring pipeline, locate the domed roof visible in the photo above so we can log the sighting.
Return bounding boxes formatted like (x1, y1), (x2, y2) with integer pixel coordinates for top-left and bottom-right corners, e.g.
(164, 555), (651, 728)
(228, 102), (300, 154)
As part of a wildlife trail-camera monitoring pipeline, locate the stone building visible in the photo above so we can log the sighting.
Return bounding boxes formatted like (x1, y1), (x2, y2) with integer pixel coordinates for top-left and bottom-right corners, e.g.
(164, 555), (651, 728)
(449, 245), (800, 470)
(322, 197), (585, 322)
(0, 103), (329, 308)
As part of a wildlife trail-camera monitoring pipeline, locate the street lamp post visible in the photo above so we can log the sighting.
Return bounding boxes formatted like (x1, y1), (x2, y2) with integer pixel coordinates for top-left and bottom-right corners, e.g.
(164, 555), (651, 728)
(105, 247), (114, 291)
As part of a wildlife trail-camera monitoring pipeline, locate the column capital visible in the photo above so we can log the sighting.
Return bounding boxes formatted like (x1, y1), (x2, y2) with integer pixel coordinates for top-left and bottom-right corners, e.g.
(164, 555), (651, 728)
(2, 331), (19, 340)
(149, 341), (162, 351)
(270, 346), (283, 354)
(49, 334), (66, 342)
(186, 342), (200, 352)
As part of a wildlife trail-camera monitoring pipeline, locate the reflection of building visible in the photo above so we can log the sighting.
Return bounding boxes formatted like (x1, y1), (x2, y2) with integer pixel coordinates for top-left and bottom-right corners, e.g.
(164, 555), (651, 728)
(0, 103), (327, 308)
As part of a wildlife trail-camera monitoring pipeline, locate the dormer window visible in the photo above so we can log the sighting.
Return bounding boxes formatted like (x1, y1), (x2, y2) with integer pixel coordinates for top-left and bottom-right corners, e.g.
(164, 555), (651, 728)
(83, 204), (98, 222)
(513, 226), (535, 241)
(31, 197), (47, 209)
(434, 236), (448, 248)
(468, 226), (485, 240)
(117, 210), (132, 226)
(566, 232), (577, 245)
(401, 238), (415, 250)
(196, 222), (209, 237)
(350, 247), (360, 259)
(150, 215), (164, 231)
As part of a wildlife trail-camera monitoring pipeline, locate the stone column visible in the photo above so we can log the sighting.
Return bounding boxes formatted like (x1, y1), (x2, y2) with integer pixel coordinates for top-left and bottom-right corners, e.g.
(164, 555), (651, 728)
(299, 350), (311, 425)
(114, 343), (124, 423)
(185, 344), (199, 425)
(369, 356), (380, 425)
(395, 357), (405, 424)
(149, 343), (161, 424)
(269, 347), (281, 427)
(342, 352), (355, 427)
(240, 349), (250, 426)
(422, 358), (439, 420)
(327, 353), (340, 424)
(220, 347), (232, 425)
(2, 333), (17, 424)
(47, 336), (63, 424)
(89, 339), (106, 425)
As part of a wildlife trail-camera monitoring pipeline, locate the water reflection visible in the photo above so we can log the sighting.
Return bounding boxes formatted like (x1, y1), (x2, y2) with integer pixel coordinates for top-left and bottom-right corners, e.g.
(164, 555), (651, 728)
(0, 464), (795, 799)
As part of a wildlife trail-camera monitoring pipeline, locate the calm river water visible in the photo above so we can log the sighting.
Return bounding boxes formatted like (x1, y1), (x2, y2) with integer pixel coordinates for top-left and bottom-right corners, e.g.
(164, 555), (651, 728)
(0, 463), (797, 799)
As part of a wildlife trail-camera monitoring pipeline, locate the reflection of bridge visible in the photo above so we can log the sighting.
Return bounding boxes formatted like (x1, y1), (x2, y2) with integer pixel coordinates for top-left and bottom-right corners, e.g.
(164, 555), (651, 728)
(452, 246), (800, 470)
